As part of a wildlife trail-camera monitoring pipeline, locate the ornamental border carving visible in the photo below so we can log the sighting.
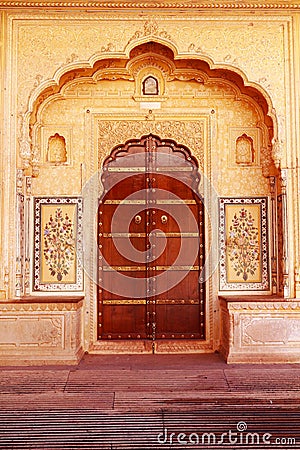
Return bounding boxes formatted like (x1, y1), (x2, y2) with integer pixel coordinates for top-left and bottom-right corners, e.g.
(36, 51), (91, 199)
(97, 118), (206, 171)
(0, 302), (83, 312)
(2, 2), (300, 9)
(227, 302), (300, 311)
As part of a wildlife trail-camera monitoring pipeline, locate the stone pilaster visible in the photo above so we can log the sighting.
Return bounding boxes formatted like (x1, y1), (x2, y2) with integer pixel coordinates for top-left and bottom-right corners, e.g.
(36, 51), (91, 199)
(294, 14), (300, 297)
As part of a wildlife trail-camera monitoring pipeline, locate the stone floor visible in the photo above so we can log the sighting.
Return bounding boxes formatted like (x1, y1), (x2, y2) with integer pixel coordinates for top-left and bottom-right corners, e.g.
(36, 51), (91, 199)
(1, 353), (300, 449)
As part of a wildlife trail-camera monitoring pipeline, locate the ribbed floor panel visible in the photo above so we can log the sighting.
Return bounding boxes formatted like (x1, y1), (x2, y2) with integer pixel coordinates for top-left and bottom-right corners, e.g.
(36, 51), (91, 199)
(0, 410), (299, 449)
(1, 355), (300, 449)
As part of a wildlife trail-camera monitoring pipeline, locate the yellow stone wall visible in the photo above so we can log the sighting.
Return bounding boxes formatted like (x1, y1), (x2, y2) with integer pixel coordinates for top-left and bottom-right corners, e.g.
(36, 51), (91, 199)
(0, 4), (300, 359)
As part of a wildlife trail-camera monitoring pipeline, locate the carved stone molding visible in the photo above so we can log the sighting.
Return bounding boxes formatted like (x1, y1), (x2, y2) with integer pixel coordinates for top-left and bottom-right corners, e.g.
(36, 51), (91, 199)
(2, 1), (300, 9)
(0, 316), (63, 347)
(98, 119), (205, 170)
(128, 19), (173, 44)
(154, 340), (213, 353)
(228, 302), (300, 311)
(91, 339), (213, 353)
(18, 113), (41, 176)
(16, 169), (24, 194)
(18, 114), (32, 170)
(0, 301), (82, 312)
(272, 137), (284, 168)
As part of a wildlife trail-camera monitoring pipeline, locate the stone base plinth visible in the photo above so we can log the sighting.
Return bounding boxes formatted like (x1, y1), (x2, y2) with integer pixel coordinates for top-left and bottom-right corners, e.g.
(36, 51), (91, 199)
(220, 296), (300, 364)
(0, 297), (84, 365)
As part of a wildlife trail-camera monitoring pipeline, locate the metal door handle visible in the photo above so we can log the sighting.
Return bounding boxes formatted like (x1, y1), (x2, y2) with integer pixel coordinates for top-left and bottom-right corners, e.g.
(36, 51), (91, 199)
(161, 215), (168, 224)
(134, 214), (142, 224)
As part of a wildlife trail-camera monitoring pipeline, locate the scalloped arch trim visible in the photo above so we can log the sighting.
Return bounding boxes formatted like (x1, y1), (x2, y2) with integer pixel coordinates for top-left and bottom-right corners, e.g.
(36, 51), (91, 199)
(28, 40), (276, 124)
(23, 39), (278, 175)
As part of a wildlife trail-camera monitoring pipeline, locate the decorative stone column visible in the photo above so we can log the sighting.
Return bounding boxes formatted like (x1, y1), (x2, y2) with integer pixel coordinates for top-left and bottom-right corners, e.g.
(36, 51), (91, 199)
(269, 176), (278, 294)
(24, 177), (32, 294)
(15, 170), (25, 297)
(280, 169), (290, 298)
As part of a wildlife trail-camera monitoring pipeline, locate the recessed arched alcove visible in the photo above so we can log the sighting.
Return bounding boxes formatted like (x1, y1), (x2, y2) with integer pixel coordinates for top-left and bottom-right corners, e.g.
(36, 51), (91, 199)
(27, 39), (283, 355)
(29, 41), (276, 138)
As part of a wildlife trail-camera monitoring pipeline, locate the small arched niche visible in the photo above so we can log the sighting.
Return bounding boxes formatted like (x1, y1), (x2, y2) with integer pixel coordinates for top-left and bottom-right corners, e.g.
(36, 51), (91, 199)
(235, 134), (255, 166)
(47, 133), (67, 164)
(142, 75), (159, 95)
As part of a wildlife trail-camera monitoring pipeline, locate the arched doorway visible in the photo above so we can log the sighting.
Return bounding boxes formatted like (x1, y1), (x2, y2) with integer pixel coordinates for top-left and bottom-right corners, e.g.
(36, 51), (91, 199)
(26, 39), (282, 356)
(97, 134), (205, 348)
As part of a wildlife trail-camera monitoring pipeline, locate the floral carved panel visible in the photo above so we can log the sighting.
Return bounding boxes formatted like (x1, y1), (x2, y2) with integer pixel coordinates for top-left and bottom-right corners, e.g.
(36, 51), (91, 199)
(219, 197), (270, 292)
(33, 197), (83, 292)
(242, 316), (300, 346)
(97, 119), (206, 170)
(0, 316), (63, 348)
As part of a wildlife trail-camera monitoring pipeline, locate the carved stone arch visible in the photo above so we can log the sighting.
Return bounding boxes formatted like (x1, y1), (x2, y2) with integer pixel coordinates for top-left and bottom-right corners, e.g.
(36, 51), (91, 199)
(23, 39), (279, 176)
(27, 40), (277, 126)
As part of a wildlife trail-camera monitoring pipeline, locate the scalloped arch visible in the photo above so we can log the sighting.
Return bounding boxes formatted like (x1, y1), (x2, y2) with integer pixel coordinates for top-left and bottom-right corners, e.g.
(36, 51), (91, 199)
(28, 39), (277, 131)
(25, 39), (278, 174)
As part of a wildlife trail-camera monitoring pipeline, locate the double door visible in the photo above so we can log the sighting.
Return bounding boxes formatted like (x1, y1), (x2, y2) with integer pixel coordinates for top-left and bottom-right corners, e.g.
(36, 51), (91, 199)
(97, 135), (205, 342)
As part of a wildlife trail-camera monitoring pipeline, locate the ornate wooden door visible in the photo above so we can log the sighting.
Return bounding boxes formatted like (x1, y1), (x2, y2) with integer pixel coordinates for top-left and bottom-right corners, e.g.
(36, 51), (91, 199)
(98, 135), (205, 344)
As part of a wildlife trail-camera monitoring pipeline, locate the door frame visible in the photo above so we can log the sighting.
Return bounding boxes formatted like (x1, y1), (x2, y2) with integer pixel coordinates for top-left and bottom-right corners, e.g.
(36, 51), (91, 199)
(84, 111), (217, 354)
(97, 134), (206, 346)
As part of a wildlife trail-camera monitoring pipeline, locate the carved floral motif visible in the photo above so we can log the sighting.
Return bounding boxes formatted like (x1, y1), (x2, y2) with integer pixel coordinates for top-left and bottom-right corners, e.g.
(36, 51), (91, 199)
(235, 134), (254, 165)
(37, 318), (62, 346)
(227, 208), (260, 281)
(98, 120), (205, 169)
(128, 19), (173, 44)
(243, 317), (300, 345)
(43, 207), (75, 282)
(219, 197), (269, 291)
(47, 133), (67, 164)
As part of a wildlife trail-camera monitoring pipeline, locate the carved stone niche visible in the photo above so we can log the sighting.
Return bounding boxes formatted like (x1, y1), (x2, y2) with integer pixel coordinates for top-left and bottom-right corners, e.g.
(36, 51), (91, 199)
(229, 127), (260, 168)
(47, 133), (67, 164)
(133, 66), (168, 103)
(41, 126), (71, 166)
(142, 75), (159, 95)
(235, 134), (254, 166)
